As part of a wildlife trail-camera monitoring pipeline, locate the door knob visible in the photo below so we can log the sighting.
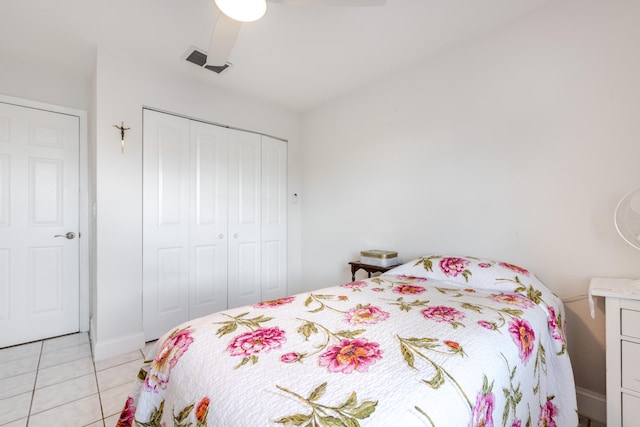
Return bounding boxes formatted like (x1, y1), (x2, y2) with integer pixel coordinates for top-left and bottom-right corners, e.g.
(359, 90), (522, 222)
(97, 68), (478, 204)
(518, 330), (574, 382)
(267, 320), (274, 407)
(54, 232), (76, 240)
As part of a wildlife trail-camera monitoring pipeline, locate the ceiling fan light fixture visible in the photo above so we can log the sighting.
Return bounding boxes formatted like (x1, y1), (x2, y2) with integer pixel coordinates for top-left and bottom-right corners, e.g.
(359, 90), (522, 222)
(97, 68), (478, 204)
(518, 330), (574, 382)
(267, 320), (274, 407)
(214, 0), (267, 22)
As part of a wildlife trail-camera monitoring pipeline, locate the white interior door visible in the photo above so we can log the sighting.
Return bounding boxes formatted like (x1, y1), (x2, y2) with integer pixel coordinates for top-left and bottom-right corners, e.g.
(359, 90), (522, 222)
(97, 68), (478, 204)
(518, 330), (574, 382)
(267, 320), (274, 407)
(0, 102), (79, 348)
(143, 110), (190, 340)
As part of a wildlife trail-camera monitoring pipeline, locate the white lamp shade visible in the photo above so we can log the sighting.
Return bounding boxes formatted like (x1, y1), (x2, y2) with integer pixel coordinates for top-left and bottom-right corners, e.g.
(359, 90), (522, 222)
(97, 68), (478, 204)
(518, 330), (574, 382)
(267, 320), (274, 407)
(215, 0), (267, 22)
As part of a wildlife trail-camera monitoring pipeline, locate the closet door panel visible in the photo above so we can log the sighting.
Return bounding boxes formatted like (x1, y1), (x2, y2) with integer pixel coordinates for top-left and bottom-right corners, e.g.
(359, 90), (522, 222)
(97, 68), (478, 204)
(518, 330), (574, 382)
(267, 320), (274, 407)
(143, 110), (190, 340)
(156, 247), (186, 312)
(189, 121), (229, 318)
(192, 244), (225, 316)
(236, 143), (260, 225)
(228, 131), (262, 308)
(261, 136), (287, 301)
(262, 240), (284, 297)
(158, 137), (186, 225)
(231, 241), (260, 304)
(143, 111), (288, 336)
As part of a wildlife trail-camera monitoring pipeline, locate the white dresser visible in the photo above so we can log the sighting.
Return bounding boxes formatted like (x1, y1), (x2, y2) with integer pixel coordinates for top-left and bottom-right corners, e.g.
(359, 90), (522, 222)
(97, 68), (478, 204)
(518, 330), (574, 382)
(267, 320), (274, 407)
(591, 278), (640, 426)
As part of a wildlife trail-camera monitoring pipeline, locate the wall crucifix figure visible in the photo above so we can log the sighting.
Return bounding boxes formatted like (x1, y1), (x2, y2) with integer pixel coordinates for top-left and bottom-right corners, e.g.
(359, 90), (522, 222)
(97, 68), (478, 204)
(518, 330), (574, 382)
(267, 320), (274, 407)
(114, 121), (131, 153)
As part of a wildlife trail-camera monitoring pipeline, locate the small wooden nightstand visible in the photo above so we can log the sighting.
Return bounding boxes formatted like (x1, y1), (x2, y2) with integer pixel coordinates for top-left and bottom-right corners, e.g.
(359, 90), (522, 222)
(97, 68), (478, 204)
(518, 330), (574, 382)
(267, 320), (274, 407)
(348, 261), (398, 281)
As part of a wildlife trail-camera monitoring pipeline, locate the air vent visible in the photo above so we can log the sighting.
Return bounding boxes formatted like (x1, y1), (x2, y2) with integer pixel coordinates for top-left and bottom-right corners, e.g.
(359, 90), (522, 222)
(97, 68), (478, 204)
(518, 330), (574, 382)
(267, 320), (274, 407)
(205, 64), (231, 74)
(185, 49), (207, 67)
(184, 47), (231, 74)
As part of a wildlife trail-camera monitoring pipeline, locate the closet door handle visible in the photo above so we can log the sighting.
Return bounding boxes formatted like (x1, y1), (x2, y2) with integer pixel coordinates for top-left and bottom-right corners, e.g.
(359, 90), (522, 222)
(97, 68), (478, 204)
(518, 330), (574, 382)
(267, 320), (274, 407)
(218, 234), (224, 239)
(233, 233), (239, 238)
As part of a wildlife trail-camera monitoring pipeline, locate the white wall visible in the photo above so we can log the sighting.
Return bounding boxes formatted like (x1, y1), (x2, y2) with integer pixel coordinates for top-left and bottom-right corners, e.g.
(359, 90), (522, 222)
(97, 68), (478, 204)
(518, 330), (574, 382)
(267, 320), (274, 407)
(91, 48), (302, 360)
(0, 56), (90, 111)
(300, 0), (640, 405)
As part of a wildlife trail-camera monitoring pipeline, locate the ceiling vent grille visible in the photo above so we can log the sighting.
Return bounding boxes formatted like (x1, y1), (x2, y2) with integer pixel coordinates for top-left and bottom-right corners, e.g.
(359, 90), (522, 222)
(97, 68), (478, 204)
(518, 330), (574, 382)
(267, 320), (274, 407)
(185, 47), (231, 74)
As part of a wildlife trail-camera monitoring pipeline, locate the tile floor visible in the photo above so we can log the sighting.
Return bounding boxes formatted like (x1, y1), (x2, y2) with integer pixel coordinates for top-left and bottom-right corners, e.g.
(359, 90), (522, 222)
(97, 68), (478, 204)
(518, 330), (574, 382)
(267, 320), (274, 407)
(0, 333), (155, 427)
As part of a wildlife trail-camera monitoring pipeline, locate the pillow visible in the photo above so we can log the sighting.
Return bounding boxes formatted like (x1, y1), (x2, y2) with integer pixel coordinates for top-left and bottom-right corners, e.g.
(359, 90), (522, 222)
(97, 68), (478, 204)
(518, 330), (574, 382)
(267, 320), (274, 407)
(385, 254), (542, 295)
(386, 254), (566, 355)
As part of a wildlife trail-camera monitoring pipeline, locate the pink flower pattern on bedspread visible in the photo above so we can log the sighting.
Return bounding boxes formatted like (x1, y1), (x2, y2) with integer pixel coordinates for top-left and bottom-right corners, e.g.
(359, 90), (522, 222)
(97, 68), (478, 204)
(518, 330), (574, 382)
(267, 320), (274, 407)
(318, 338), (383, 374)
(344, 305), (389, 325)
(489, 293), (535, 308)
(421, 305), (466, 323)
(227, 327), (287, 357)
(469, 379), (494, 427)
(253, 296), (296, 309)
(440, 257), (470, 277)
(144, 327), (193, 392)
(115, 397), (135, 427)
(509, 318), (536, 363)
(118, 254), (577, 427)
(392, 284), (426, 295)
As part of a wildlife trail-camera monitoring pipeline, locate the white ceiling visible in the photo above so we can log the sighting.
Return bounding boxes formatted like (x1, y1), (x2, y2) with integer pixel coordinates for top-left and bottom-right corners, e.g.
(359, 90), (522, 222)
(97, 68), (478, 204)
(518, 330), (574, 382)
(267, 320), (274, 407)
(0, 0), (555, 112)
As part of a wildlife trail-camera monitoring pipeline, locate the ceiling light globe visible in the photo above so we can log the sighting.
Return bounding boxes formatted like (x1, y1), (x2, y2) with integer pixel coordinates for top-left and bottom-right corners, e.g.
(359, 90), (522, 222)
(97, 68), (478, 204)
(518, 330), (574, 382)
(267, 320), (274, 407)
(214, 0), (267, 22)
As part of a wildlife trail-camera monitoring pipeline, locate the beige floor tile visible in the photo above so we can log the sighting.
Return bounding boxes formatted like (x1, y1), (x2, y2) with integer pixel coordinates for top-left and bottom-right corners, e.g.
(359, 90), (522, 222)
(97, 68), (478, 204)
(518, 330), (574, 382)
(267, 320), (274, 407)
(30, 373), (97, 414)
(0, 370), (36, 400)
(0, 355), (39, 381)
(99, 382), (132, 418)
(41, 332), (89, 354)
(96, 359), (141, 392)
(0, 392), (31, 425)
(94, 349), (143, 372)
(35, 356), (95, 389)
(28, 394), (103, 427)
(38, 343), (92, 369)
(103, 413), (121, 426)
(0, 342), (41, 364)
(0, 418), (28, 427)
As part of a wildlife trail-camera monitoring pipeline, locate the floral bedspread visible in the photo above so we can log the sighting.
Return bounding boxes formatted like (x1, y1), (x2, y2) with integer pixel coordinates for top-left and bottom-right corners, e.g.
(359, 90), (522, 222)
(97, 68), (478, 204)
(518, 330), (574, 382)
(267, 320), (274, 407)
(117, 255), (577, 427)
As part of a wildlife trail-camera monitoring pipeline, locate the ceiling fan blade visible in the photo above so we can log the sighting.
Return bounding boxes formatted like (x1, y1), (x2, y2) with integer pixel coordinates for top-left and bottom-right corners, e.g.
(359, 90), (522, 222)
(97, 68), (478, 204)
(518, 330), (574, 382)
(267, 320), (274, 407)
(269, 0), (386, 5)
(206, 12), (242, 67)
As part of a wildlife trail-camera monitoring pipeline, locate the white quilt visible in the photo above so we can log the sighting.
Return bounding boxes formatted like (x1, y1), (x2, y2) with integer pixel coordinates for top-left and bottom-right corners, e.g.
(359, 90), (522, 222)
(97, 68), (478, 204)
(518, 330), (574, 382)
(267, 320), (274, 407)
(117, 254), (577, 426)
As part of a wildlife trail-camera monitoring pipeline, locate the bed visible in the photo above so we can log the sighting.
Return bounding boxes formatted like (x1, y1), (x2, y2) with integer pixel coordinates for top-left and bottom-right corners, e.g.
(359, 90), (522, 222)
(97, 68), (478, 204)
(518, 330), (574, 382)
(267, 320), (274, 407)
(116, 254), (578, 426)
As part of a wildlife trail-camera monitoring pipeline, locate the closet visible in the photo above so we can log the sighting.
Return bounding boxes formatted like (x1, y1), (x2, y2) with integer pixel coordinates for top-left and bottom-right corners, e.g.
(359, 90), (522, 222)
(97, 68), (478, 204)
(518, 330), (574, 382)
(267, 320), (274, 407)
(142, 109), (287, 340)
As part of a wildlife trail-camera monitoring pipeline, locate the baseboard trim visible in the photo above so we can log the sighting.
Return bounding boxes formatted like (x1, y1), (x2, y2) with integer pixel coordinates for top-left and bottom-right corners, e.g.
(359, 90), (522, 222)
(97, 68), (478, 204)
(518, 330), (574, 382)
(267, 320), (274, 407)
(576, 386), (606, 424)
(89, 316), (97, 352)
(92, 330), (145, 361)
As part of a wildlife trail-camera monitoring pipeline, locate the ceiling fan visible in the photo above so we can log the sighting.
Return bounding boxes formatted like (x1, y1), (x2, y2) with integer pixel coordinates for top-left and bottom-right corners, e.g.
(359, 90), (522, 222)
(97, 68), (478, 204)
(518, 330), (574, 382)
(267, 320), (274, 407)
(202, 0), (388, 69)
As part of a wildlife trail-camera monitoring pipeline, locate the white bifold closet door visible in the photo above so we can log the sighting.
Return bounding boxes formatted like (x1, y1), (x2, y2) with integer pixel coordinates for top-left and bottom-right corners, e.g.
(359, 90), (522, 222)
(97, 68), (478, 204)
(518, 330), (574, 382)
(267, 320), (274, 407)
(143, 109), (286, 340)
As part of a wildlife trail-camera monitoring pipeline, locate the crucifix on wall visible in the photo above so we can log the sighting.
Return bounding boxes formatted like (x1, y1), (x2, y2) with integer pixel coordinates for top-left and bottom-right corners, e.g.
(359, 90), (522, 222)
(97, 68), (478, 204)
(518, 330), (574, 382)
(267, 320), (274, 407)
(114, 122), (131, 153)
